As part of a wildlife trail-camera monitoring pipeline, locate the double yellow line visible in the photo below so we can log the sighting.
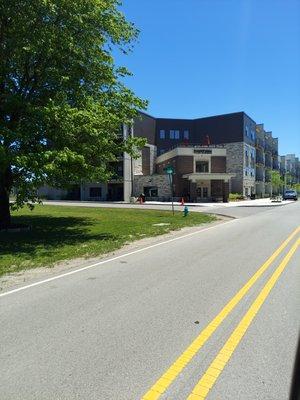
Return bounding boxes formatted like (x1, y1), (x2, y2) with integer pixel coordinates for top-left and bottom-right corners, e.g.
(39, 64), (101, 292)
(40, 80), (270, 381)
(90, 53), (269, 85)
(141, 226), (300, 400)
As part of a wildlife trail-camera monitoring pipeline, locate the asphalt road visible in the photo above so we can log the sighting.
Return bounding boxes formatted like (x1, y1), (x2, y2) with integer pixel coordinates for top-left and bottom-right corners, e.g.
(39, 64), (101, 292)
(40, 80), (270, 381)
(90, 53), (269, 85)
(1, 202), (300, 399)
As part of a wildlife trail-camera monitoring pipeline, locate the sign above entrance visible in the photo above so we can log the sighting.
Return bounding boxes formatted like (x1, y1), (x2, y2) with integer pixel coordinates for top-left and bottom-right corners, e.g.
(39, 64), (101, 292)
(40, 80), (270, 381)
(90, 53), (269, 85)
(194, 149), (212, 154)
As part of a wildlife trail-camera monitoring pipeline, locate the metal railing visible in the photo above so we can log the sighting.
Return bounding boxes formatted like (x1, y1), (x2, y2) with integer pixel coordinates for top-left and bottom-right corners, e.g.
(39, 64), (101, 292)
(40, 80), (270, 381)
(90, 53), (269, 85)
(255, 138), (265, 148)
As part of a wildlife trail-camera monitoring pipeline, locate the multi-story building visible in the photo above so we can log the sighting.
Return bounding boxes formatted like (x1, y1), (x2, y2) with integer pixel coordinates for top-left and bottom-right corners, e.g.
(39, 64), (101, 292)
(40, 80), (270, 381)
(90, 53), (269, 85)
(279, 154), (300, 186)
(39, 110), (284, 202)
(255, 124), (279, 197)
(153, 111), (257, 197)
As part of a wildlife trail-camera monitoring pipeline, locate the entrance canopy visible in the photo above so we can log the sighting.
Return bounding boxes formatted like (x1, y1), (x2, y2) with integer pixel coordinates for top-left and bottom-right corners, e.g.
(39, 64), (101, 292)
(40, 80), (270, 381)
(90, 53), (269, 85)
(182, 172), (235, 182)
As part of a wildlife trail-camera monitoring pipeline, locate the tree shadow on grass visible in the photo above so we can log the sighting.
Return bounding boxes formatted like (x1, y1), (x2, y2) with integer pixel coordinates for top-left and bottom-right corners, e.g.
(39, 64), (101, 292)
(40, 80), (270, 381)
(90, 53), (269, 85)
(0, 215), (118, 257)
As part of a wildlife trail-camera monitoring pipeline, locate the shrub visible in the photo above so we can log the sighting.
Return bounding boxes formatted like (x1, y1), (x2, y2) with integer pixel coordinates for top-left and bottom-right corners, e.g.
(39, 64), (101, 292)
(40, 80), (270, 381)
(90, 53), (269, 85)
(229, 193), (244, 201)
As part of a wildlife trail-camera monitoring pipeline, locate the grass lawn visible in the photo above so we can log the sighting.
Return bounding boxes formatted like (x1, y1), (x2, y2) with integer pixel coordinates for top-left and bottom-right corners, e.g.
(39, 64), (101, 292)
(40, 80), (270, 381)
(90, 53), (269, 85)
(0, 205), (216, 277)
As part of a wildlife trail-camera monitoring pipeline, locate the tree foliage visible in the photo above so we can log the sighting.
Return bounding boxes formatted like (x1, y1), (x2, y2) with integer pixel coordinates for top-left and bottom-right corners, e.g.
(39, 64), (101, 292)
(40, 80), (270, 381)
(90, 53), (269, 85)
(0, 0), (147, 226)
(270, 170), (283, 194)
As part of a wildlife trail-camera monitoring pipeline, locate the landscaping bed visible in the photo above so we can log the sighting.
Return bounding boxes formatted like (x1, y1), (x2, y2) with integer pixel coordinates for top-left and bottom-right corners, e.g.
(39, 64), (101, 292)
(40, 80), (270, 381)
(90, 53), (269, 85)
(0, 205), (216, 277)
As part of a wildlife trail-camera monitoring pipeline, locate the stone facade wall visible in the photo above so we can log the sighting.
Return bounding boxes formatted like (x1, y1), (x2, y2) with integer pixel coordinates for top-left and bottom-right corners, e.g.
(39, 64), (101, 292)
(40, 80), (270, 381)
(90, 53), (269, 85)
(133, 151), (143, 175)
(224, 142), (244, 193)
(133, 175), (171, 200)
(142, 147), (150, 175)
(149, 145), (157, 175)
(225, 142), (256, 195)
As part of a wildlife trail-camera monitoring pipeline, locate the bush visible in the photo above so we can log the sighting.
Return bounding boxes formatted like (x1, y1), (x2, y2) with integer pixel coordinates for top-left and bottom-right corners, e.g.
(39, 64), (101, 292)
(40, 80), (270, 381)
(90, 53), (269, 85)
(229, 193), (244, 201)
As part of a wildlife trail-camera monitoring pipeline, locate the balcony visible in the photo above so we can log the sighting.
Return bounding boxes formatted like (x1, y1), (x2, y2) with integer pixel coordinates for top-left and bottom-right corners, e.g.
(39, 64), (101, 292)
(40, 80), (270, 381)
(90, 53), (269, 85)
(265, 172), (271, 182)
(265, 159), (272, 168)
(273, 160), (279, 170)
(256, 154), (265, 165)
(255, 138), (265, 148)
(256, 174), (264, 182)
(264, 143), (272, 153)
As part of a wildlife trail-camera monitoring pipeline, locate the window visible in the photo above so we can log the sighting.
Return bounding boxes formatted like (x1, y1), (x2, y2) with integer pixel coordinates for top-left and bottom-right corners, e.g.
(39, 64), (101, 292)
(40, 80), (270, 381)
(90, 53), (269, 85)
(196, 161), (209, 173)
(183, 130), (189, 140)
(245, 126), (249, 137)
(170, 130), (180, 139)
(159, 129), (165, 139)
(89, 187), (102, 198)
(251, 129), (255, 140)
(144, 186), (158, 197)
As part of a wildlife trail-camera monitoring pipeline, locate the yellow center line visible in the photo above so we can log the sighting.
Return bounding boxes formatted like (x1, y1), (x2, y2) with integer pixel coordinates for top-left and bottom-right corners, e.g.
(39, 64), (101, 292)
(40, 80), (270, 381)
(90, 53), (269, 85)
(187, 237), (300, 400)
(140, 226), (300, 400)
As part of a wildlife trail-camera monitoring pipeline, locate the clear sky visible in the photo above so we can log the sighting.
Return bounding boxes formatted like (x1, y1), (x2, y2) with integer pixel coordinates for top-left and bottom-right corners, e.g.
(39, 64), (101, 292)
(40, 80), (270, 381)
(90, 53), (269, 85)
(115, 0), (300, 156)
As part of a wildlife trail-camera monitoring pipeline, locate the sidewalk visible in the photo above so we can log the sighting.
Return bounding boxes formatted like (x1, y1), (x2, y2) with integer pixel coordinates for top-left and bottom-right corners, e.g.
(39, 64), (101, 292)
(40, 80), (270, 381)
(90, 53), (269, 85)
(145, 198), (294, 208)
(43, 198), (294, 210)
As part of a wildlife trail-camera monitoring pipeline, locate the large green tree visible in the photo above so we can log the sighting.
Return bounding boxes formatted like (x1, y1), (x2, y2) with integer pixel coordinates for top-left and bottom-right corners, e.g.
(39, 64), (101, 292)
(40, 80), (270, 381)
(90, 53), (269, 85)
(271, 170), (283, 195)
(0, 0), (147, 227)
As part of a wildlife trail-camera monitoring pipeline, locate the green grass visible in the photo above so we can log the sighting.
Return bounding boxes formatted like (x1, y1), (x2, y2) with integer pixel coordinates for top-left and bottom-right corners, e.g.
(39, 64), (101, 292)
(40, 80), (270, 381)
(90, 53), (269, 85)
(0, 205), (216, 277)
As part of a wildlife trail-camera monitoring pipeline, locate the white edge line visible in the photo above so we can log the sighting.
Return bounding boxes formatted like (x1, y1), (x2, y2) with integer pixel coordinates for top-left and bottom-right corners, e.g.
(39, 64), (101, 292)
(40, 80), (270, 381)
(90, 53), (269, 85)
(0, 219), (237, 298)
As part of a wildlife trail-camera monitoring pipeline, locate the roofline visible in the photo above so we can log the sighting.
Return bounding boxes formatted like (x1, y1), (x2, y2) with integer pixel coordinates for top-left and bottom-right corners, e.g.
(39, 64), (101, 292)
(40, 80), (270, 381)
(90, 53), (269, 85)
(137, 110), (156, 119)
(155, 117), (194, 121)
(145, 111), (258, 124)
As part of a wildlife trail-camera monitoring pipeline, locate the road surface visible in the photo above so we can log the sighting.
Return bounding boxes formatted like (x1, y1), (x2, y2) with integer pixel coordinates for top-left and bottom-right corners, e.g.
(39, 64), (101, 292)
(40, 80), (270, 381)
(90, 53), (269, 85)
(1, 201), (299, 399)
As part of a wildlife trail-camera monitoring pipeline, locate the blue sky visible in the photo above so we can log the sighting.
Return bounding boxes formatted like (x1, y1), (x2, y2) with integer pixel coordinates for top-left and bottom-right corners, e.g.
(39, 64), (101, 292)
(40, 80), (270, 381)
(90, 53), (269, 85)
(115, 0), (300, 156)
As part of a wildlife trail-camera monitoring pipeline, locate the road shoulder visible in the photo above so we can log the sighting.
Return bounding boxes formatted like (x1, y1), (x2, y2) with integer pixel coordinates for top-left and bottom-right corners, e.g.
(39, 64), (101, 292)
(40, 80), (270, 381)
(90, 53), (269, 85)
(0, 215), (232, 293)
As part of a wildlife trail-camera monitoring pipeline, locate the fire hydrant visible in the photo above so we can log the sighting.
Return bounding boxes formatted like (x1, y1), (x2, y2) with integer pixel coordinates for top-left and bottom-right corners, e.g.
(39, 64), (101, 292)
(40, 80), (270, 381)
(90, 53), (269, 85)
(183, 205), (189, 217)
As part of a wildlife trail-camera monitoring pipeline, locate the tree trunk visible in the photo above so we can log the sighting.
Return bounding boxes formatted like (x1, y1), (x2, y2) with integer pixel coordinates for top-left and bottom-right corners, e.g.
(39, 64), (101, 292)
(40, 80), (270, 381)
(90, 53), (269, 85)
(0, 167), (12, 228)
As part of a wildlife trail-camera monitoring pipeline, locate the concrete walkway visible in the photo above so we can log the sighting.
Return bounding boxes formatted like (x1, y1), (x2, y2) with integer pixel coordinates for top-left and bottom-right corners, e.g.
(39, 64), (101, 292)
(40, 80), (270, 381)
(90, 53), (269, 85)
(143, 198), (294, 208)
(42, 198), (295, 220)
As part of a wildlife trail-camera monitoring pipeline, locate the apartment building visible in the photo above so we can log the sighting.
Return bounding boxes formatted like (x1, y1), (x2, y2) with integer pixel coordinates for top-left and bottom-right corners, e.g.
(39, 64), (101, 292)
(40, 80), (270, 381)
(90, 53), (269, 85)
(144, 111), (267, 197)
(39, 110), (283, 202)
(279, 154), (300, 185)
(255, 124), (279, 197)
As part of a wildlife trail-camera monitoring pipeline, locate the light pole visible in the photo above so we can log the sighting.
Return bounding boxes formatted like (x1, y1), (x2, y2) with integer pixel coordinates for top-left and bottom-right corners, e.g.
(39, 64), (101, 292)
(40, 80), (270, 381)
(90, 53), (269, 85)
(164, 165), (175, 215)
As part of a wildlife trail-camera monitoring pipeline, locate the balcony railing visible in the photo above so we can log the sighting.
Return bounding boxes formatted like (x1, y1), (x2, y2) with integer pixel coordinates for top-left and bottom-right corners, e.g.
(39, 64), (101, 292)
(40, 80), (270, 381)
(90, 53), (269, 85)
(265, 159), (272, 168)
(273, 160), (279, 170)
(255, 138), (265, 148)
(264, 144), (272, 153)
(256, 155), (265, 165)
(265, 172), (271, 182)
(256, 175), (264, 182)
